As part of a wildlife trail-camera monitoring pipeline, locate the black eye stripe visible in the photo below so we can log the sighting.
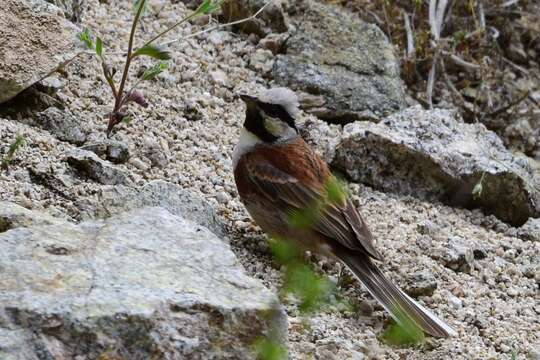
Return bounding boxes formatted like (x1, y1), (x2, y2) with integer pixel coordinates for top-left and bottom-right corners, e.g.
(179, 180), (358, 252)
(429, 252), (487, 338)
(244, 105), (278, 143)
(257, 102), (297, 129)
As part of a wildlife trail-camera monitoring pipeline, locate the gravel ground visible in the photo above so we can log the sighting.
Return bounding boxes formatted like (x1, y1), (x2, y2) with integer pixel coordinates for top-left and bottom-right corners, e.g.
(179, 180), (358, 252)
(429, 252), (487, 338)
(1, 1), (538, 359)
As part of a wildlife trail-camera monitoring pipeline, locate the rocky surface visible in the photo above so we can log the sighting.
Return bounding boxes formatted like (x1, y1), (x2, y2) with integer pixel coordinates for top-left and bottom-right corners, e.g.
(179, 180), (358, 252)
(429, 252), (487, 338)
(88, 180), (225, 236)
(0, 0), (538, 359)
(272, 0), (406, 123)
(66, 148), (130, 185)
(0, 207), (285, 360)
(81, 139), (130, 164)
(0, 201), (64, 232)
(334, 106), (540, 226)
(220, 0), (289, 37)
(45, 0), (86, 22)
(517, 217), (540, 242)
(0, 0), (82, 103)
(33, 107), (88, 145)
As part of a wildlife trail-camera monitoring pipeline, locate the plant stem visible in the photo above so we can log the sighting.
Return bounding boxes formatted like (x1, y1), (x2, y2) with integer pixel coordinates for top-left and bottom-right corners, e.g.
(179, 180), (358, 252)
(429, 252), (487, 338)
(107, 0), (146, 136)
(114, 0), (146, 113)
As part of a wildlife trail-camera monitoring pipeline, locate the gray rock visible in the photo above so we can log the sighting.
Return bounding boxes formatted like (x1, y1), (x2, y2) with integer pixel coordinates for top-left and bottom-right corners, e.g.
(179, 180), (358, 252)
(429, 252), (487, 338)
(518, 218), (540, 242)
(249, 49), (275, 74)
(0, 207), (286, 360)
(34, 107), (87, 145)
(404, 270), (437, 297)
(92, 180), (224, 236)
(220, 0), (288, 36)
(272, 0), (405, 124)
(209, 69), (228, 87)
(66, 149), (129, 185)
(298, 116), (342, 164)
(433, 236), (474, 273)
(44, 0), (86, 22)
(333, 106), (540, 226)
(81, 139), (130, 164)
(29, 161), (75, 197)
(0, 201), (64, 232)
(145, 146), (169, 169)
(504, 116), (540, 161)
(257, 33), (289, 54)
(0, 0), (82, 103)
(448, 294), (463, 309)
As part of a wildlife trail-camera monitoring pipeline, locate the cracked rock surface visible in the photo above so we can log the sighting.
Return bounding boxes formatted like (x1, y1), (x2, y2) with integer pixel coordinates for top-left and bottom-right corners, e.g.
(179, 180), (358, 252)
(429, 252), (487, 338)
(0, 0), (82, 103)
(0, 207), (285, 360)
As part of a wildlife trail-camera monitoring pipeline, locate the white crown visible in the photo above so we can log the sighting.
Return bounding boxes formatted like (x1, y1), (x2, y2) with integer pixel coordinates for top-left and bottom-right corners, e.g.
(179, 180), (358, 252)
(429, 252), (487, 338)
(258, 87), (300, 117)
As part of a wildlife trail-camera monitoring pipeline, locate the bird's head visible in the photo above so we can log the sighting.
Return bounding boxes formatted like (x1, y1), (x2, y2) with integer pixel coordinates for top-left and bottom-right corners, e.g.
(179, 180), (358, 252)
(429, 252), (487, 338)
(240, 87), (300, 143)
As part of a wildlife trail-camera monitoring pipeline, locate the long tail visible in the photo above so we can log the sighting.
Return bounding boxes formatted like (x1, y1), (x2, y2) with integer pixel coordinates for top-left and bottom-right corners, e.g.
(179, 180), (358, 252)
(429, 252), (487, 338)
(337, 251), (457, 338)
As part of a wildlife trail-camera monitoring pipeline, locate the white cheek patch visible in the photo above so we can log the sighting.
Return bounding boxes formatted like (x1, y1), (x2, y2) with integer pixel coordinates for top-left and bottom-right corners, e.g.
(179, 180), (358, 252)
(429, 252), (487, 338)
(264, 116), (296, 139)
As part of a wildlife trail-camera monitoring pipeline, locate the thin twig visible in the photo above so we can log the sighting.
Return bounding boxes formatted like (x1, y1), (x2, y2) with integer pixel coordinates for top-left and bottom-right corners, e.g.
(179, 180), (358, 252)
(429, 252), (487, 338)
(477, 0), (486, 31)
(427, 59), (437, 109)
(487, 90), (531, 117)
(445, 52), (481, 70)
(403, 12), (415, 58)
(502, 57), (530, 75)
(161, 1), (273, 47)
(139, 11), (200, 50)
(426, 0), (449, 109)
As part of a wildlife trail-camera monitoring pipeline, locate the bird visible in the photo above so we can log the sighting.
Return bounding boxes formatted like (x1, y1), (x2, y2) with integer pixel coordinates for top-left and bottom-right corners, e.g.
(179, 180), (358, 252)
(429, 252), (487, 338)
(232, 87), (456, 338)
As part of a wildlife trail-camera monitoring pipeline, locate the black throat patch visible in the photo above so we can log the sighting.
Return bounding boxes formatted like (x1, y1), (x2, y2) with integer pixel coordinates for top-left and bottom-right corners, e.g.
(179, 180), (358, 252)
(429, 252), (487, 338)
(243, 100), (297, 143)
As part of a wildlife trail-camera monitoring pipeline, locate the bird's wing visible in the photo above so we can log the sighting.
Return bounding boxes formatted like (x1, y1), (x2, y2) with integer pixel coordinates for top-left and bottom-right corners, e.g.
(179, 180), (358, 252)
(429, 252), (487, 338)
(242, 143), (382, 260)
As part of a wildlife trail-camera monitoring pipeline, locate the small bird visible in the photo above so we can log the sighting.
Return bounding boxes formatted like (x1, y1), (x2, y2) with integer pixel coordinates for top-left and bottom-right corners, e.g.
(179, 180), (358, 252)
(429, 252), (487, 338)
(233, 87), (456, 338)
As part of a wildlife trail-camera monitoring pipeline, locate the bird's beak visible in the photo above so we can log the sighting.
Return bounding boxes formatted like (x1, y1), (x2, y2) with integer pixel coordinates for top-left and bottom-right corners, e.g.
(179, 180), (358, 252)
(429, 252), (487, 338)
(239, 94), (258, 104)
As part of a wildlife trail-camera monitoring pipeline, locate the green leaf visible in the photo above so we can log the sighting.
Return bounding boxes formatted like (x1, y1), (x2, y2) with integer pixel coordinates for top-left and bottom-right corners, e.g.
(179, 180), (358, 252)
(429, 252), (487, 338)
(269, 238), (300, 265)
(325, 177), (346, 205)
(287, 206), (320, 230)
(195, 0), (223, 15)
(2, 134), (25, 170)
(132, 44), (171, 60)
(77, 28), (94, 49)
(472, 172), (486, 200)
(95, 37), (103, 57)
(284, 263), (333, 313)
(121, 116), (133, 124)
(141, 61), (169, 80)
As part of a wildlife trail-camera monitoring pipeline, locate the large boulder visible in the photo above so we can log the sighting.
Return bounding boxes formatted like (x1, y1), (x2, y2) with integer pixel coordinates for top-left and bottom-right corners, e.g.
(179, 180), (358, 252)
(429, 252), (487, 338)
(0, 207), (286, 359)
(272, 0), (405, 124)
(333, 106), (540, 226)
(0, 0), (81, 104)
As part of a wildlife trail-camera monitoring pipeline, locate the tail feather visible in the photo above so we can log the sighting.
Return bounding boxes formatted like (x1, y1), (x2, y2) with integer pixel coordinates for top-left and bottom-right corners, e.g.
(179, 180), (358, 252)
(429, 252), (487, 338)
(337, 252), (457, 338)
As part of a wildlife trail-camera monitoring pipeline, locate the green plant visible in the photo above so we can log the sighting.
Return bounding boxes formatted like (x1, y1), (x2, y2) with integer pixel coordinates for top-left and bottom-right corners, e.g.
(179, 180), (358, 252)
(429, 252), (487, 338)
(472, 172), (486, 200)
(77, 0), (222, 137)
(1, 135), (25, 170)
(253, 336), (287, 360)
(254, 178), (353, 358)
(380, 307), (425, 346)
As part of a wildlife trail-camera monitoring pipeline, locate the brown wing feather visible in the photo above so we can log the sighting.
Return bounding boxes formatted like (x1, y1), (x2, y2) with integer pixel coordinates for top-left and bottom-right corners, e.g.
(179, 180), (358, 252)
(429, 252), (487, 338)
(235, 137), (382, 260)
